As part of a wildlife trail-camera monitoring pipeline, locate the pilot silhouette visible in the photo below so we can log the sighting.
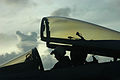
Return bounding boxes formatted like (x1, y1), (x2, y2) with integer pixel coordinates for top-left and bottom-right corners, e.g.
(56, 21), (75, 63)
(50, 46), (71, 70)
(70, 32), (87, 66)
(70, 45), (87, 66)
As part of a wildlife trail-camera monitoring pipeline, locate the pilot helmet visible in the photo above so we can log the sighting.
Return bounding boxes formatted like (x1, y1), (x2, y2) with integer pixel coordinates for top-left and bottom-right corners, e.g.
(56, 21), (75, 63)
(50, 46), (66, 57)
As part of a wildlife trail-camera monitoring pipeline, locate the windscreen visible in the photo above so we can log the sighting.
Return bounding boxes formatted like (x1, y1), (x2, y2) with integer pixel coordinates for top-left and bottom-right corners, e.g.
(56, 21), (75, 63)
(0, 48), (44, 71)
(0, 50), (32, 68)
(46, 17), (120, 40)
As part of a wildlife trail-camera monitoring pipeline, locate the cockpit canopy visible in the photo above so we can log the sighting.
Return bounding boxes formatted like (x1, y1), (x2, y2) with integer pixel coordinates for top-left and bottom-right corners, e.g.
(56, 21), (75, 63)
(41, 16), (120, 41)
(40, 16), (120, 58)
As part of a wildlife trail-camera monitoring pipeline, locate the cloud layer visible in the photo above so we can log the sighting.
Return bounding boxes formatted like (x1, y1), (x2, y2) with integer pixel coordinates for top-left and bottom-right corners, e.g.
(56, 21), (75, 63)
(16, 31), (38, 52)
(51, 7), (71, 17)
(0, 33), (18, 54)
(0, 0), (120, 34)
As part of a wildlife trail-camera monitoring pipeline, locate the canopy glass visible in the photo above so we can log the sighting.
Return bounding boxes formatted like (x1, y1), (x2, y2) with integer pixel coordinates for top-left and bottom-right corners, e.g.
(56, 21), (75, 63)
(45, 16), (120, 40)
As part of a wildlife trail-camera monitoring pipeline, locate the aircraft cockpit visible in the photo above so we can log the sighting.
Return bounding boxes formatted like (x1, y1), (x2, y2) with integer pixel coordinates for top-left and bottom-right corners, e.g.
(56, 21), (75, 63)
(0, 16), (120, 79)
(41, 16), (120, 58)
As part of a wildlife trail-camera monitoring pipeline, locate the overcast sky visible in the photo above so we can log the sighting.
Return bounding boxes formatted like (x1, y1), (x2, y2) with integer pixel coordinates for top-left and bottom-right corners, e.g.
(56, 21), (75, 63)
(0, 0), (120, 54)
(0, 0), (119, 69)
(0, 0), (120, 34)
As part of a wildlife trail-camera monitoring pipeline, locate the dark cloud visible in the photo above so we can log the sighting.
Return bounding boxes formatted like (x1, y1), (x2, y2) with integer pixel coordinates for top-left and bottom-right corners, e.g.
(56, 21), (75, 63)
(16, 31), (37, 42)
(51, 7), (71, 17)
(16, 31), (38, 52)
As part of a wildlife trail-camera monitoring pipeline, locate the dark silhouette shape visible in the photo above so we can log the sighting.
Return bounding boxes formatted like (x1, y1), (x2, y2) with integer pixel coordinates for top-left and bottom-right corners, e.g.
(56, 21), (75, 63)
(51, 56), (71, 70)
(25, 53), (33, 63)
(70, 45), (87, 66)
(50, 46), (71, 70)
(76, 32), (85, 40)
(70, 32), (87, 66)
(113, 57), (117, 62)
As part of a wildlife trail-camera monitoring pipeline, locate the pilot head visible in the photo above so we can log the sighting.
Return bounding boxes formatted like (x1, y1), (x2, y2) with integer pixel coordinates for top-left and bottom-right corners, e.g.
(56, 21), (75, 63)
(50, 46), (66, 61)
